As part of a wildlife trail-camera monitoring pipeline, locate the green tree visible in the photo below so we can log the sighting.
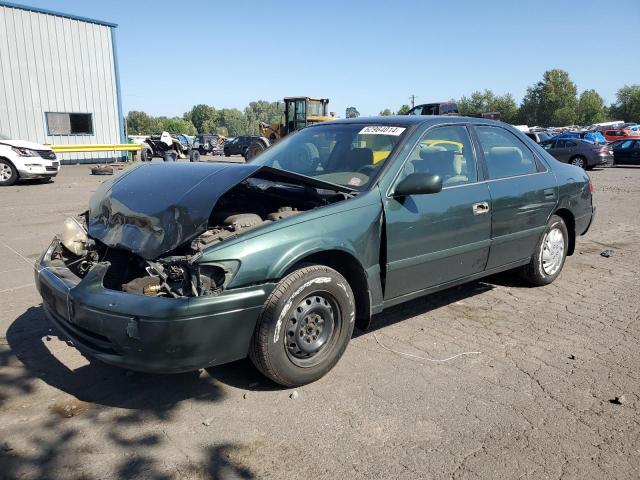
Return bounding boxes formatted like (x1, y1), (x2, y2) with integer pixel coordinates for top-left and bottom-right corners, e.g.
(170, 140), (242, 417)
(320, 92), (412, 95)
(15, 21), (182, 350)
(489, 94), (518, 124)
(379, 108), (393, 116)
(244, 100), (283, 135)
(576, 89), (607, 125)
(156, 117), (197, 135)
(518, 85), (543, 125)
(345, 106), (360, 118)
(458, 90), (493, 114)
(397, 104), (410, 115)
(184, 104), (216, 133)
(126, 111), (156, 134)
(610, 85), (640, 123)
(519, 69), (578, 126)
(458, 90), (518, 123)
(216, 108), (247, 136)
(201, 118), (218, 134)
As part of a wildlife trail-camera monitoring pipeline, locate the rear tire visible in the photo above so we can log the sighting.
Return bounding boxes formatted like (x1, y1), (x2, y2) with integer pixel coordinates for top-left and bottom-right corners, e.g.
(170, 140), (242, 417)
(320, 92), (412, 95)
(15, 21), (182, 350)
(249, 265), (356, 387)
(0, 159), (18, 186)
(520, 214), (568, 286)
(570, 156), (586, 169)
(189, 150), (201, 162)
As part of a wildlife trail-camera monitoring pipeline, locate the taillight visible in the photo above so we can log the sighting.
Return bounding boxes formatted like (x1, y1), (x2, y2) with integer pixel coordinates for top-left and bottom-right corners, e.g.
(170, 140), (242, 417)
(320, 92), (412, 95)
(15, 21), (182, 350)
(588, 179), (594, 193)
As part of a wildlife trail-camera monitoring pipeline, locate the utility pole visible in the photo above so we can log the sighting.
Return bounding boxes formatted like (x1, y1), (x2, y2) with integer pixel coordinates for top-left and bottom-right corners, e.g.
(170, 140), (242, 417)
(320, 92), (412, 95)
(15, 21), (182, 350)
(409, 94), (417, 108)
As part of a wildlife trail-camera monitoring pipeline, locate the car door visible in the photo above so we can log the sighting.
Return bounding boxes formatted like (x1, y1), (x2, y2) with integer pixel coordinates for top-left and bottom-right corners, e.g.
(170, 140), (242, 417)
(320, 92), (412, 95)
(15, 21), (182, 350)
(383, 125), (491, 299)
(565, 140), (579, 160)
(473, 125), (558, 270)
(552, 139), (571, 162)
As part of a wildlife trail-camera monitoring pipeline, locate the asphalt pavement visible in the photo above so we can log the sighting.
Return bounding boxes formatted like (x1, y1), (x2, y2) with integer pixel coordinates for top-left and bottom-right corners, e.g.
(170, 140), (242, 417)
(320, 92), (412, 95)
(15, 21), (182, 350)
(0, 160), (638, 479)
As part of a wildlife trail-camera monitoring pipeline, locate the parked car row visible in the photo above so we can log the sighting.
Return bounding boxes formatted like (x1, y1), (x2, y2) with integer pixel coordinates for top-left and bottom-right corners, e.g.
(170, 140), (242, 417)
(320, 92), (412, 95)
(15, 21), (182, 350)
(601, 128), (640, 143)
(521, 123), (640, 169)
(540, 138), (612, 169)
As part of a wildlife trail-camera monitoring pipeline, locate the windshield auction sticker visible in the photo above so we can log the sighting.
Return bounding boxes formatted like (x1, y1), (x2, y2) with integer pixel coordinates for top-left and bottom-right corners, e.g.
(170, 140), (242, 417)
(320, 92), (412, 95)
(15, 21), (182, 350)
(358, 126), (406, 136)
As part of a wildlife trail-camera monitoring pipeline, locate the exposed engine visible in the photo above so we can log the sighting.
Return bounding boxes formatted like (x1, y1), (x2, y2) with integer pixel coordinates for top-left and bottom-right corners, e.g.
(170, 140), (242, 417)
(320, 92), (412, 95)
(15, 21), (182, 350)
(53, 174), (350, 299)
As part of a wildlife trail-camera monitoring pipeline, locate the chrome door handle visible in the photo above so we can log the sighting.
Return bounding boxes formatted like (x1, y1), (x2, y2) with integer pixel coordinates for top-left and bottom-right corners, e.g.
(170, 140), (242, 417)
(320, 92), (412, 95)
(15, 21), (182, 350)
(472, 202), (490, 215)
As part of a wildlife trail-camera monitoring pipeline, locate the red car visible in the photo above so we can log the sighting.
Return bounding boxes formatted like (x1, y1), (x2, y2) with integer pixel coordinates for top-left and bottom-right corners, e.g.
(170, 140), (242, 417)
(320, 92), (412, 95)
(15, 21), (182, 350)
(602, 129), (640, 143)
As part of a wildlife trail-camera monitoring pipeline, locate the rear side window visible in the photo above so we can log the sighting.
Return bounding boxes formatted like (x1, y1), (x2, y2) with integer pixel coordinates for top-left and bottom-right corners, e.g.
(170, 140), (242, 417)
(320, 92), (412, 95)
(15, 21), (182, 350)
(475, 126), (538, 179)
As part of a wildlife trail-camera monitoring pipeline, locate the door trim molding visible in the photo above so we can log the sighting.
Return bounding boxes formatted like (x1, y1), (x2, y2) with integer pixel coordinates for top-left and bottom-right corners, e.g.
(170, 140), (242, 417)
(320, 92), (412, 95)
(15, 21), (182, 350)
(382, 258), (530, 309)
(387, 238), (491, 272)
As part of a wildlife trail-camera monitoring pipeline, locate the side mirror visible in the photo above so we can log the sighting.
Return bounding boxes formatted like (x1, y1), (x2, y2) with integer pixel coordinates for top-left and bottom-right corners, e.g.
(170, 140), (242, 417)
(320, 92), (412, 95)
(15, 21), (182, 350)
(393, 173), (443, 197)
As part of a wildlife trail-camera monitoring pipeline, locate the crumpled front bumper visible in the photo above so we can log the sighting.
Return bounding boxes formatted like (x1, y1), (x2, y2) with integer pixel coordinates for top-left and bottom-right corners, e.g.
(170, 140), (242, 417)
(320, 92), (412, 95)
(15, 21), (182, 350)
(35, 239), (274, 373)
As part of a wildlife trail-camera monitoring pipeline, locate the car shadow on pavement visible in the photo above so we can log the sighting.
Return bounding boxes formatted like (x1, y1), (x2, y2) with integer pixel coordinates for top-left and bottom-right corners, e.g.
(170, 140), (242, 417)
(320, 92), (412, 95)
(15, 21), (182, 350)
(2, 306), (258, 479)
(6, 306), (225, 411)
(212, 277), (521, 390)
(356, 278), (497, 337)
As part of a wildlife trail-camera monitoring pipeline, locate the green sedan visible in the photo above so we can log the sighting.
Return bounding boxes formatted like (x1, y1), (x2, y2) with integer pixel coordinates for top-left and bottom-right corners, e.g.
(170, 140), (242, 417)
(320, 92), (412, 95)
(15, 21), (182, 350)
(35, 116), (595, 386)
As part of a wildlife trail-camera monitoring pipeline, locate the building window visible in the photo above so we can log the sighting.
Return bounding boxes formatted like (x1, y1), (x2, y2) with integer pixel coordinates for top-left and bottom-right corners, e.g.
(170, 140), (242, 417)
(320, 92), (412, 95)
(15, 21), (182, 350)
(45, 112), (94, 135)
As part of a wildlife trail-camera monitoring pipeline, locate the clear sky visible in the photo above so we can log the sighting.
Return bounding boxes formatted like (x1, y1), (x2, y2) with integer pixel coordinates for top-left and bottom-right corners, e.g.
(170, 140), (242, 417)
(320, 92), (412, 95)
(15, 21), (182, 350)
(20, 0), (640, 117)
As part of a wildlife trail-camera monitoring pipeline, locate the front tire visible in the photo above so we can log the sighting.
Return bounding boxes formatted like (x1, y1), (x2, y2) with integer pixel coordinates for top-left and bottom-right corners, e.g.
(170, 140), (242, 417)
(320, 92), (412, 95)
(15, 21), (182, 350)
(520, 214), (568, 286)
(0, 159), (18, 186)
(249, 265), (356, 387)
(245, 141), (266, 161)
(140, 147), (153, 162)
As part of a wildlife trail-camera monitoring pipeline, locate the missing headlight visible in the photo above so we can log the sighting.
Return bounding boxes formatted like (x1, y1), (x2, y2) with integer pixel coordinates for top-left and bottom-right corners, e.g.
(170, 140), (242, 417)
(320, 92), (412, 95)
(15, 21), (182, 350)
(197, 261), (240, 296)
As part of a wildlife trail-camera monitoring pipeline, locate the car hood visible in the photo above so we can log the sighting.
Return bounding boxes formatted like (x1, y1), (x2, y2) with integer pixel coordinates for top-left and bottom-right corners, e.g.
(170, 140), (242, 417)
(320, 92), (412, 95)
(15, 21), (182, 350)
(87, 162), (354, 260)
(0, 139), (50, 150)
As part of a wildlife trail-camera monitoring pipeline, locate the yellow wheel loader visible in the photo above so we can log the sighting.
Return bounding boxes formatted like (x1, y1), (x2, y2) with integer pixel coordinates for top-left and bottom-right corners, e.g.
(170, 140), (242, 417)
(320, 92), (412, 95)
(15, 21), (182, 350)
(245, 97), (333, 160)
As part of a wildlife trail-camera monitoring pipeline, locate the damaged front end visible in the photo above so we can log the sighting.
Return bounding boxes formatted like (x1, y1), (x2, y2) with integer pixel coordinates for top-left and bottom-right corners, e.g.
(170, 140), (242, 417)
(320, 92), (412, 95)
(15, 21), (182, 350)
(49, 162), (354, 299)
(35, 162), (354, 372)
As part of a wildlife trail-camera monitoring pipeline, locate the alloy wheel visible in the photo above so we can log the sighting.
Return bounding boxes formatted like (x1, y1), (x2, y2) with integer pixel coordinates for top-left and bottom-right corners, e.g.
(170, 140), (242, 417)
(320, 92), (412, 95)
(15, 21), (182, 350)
(0, 163), (13, 181)
(571, 157), (585, 168)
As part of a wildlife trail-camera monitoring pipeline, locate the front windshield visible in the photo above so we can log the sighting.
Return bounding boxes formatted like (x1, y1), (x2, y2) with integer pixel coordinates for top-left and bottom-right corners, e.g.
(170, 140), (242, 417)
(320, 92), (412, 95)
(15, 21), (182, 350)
(248, 123), (408, 190)
(0, 133), (9, 140)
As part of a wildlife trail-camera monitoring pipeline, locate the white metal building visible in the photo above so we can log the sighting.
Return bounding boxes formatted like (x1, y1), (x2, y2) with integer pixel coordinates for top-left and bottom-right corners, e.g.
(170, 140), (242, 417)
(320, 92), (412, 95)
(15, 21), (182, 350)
(0, 2), (125, 163)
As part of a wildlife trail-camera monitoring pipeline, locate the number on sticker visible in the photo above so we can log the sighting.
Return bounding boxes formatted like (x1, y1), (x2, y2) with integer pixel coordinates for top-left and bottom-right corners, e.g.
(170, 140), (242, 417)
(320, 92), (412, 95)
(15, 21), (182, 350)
(358, 126), (406, 136)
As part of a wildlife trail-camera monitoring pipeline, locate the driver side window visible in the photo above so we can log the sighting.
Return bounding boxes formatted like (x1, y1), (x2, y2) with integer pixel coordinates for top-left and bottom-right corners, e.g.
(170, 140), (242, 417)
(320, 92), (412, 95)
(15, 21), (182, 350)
(401, 125), (478, 187)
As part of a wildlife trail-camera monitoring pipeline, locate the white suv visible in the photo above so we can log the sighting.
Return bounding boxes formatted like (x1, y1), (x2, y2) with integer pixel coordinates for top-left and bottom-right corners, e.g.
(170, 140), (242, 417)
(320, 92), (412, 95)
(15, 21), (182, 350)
(0, 133), (60, 186)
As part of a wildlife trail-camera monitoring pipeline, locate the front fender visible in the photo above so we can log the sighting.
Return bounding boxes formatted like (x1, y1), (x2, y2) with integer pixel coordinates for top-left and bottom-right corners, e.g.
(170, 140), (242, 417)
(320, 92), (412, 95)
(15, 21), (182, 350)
(199, 195), (384, 290)
(267, 239), (361, 279)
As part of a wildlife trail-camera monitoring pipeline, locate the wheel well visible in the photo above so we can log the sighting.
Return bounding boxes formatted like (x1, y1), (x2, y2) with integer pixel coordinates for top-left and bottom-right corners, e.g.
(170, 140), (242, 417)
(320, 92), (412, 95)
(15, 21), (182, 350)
(554, 208), (576, 255)
(289, 250), (371, 331)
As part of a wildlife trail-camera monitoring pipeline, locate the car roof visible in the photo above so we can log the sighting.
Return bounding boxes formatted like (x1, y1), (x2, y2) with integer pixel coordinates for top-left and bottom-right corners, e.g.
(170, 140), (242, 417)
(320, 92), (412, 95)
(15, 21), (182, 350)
(313, 115), (504, 128)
